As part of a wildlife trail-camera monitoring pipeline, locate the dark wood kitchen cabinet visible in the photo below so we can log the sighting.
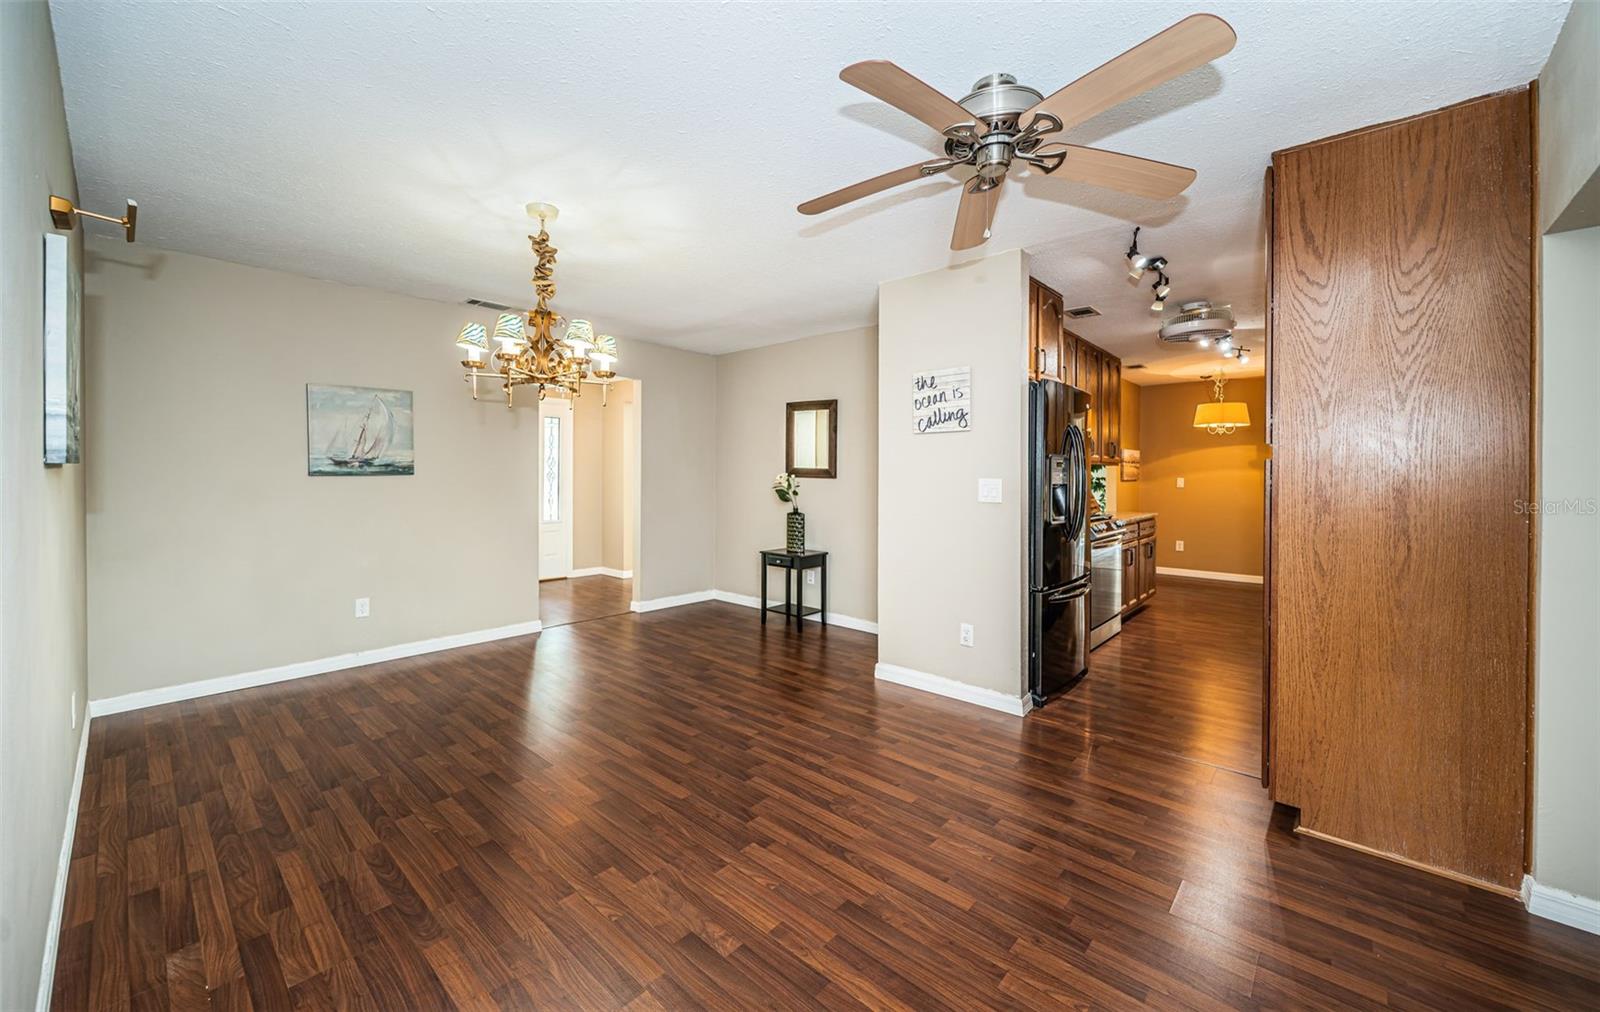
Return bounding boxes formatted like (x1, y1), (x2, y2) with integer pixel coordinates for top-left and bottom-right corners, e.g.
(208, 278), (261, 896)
(1122, 516), (1156, 615)
(1028, 279), (1067, 383)
(1028, 277), (1120, 464)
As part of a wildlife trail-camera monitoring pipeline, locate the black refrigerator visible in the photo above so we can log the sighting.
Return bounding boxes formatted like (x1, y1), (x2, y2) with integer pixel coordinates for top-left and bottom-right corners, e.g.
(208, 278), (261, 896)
(1028, 379), (1091, 707)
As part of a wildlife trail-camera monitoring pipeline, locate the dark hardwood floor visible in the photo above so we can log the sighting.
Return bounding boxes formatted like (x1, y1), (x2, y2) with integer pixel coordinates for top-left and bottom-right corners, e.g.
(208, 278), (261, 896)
(538, 575), (633, 629)
(51, 578), (1599, 1009)
(1072, 576), (1265, 775)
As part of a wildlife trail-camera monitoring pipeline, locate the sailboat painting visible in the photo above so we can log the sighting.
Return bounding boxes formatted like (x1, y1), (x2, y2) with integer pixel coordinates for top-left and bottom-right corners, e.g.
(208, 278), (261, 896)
(306, 384), (414, 476)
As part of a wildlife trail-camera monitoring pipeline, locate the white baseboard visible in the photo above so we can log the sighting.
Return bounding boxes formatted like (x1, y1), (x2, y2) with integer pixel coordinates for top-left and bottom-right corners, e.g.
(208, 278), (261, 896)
(873, 662), (1030, 716)
(629, 590), (715, 613)
(88, 619), (543, 718)
(569, 567), (633, 579)
(36, 716), (90, 1012)
(1156, 566), (1264, 585)
(709, 590), (879, 634)
(1524, 876), (1600, 935)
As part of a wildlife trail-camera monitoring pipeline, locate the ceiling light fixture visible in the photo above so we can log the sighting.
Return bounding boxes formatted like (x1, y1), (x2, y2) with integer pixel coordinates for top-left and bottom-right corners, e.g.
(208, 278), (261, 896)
(1150, 271), (1171, 312)
(1125, 226), (1168, 282)
(451, 203), (620, 407)
(1194, 372), (1251, 435)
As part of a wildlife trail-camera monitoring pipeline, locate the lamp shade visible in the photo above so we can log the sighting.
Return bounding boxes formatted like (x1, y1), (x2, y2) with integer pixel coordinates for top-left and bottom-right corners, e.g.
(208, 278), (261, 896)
(492, 312), (526, 345)
(564, 319), (595, 352)
(1193, 401), (1251, 429)
(454, 321), (488, 351)
(591, 334), (618, 367)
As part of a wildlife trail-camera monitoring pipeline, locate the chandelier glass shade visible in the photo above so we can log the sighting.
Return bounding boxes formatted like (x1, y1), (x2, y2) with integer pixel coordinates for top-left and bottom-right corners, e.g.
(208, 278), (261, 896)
(1194, 374), (1250, 435)
(452, 206), (618, 406)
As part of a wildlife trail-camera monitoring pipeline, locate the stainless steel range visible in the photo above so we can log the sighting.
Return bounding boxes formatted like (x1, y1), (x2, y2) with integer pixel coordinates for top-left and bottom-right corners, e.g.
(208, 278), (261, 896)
(1088, 516), (1126, 648)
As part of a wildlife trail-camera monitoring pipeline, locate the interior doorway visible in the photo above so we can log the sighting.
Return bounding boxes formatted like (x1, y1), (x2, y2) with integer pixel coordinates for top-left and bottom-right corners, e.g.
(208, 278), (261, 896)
(1059, 375), (1268, 778)
(539, 379), (640, 628)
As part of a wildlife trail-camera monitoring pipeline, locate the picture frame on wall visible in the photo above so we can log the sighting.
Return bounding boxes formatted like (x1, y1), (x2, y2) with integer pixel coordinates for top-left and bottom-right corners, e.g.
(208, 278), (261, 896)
(306, 384), (415, 476)
(42, 232), (82, 466)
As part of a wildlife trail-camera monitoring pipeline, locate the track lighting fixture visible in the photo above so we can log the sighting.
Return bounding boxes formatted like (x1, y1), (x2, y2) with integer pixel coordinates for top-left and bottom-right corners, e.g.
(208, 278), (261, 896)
(1124, 226), (1167, 282)
(1150, 271), (1171, 312)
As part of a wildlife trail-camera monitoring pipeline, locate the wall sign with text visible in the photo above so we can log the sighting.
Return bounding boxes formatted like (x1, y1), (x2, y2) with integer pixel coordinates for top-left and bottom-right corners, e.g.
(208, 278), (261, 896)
(912, 366), (971, 434)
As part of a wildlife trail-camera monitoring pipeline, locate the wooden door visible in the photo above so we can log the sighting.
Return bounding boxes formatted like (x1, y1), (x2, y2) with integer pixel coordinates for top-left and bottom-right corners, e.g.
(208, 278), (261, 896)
(1269, 89), (1533, 890)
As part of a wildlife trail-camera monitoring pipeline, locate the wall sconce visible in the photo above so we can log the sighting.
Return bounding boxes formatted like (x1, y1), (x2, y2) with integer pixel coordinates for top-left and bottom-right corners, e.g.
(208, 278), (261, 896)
(50, 195), (138, 242)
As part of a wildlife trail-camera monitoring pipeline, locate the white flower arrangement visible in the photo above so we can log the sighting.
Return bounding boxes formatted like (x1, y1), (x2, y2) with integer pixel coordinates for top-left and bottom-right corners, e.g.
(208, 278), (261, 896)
(772, 472), (800, 508)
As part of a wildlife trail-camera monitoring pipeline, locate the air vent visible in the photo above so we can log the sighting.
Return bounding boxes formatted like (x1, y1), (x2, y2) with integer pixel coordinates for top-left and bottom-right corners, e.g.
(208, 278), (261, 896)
(464, 297), (514, 312)
(1064, 305), (1101, 319)
(1125, 363), (1147, 370)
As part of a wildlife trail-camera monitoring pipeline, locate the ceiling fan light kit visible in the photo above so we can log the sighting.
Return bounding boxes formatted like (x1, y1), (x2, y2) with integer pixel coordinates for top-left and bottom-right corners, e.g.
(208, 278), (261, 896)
(796, 14), (1236, 250)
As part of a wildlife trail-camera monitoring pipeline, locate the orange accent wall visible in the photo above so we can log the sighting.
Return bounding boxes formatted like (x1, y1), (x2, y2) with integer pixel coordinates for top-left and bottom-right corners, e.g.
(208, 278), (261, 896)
(1134, 377), (1266, 576)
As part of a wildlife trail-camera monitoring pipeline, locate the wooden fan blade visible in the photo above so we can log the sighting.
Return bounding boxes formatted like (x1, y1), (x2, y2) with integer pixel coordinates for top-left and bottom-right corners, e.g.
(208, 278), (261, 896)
(1050, 145), (1196, 200)
(951, 180), (1001, 251)
(1025, 14), (1236, 132)
(840, 60), (973, 135)
(798, 160), (950, 215)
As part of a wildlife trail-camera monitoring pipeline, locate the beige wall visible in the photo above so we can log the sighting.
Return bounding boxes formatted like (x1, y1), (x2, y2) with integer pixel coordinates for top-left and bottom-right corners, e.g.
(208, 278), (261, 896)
(573, 379), (638, 574)
(1, 4), (88, 1008)
(1531, 3), (1600, 908)
(602, 381), (638, 574)
(572, 389), (605, 569)
(85, 247), (711, 698)
(84, 245), (544, 699)
(1538, 0), (1600, 234)
(878, 251), (1030, 698)
(1136, 378), (1266, 577)
(713, 327), (877, 621)
(1533, 227), (1600, 903)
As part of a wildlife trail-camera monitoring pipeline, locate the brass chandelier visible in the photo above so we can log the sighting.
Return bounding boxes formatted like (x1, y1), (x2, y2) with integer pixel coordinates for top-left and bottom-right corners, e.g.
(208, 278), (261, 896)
(452, 202), (618, 406)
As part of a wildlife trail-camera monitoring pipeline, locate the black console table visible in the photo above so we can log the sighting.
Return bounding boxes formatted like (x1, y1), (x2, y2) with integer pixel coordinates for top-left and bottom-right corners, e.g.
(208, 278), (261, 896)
(759, 549), (828, 632)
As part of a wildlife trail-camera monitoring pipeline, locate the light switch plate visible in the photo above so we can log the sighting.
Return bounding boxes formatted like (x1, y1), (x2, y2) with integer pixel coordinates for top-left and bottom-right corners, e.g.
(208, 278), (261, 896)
(1177, 477), (1186, 488)
(977, 478), (1002, 503)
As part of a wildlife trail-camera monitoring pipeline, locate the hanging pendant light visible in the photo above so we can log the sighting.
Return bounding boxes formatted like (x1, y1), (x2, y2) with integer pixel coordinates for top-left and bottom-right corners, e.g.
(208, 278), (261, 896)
(1193, 372), (1250, 435)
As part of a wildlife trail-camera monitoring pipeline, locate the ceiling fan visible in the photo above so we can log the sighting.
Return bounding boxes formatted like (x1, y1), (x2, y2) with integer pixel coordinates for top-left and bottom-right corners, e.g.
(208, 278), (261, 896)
(797, 14), (1236, 251)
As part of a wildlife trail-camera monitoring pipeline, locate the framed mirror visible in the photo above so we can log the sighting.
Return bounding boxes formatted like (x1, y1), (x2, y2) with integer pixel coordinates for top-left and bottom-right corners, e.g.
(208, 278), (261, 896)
(786, 399), (837, 479)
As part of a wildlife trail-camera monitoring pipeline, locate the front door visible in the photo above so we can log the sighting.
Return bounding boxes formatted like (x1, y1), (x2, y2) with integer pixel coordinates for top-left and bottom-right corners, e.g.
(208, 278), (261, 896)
(538, 397), (574, 579)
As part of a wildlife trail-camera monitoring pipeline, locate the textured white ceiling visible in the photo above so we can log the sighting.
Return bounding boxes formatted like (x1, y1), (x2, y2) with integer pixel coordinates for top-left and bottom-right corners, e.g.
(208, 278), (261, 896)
(50, 1), (1567, 380)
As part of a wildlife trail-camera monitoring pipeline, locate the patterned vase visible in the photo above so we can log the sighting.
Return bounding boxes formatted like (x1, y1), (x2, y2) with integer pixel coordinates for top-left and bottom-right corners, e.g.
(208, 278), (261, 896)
(786, 509), (806, 553)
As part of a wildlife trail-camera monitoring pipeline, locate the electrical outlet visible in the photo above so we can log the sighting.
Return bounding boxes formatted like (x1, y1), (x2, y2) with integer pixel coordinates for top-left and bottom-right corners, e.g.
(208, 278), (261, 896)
(806, 570), (816, 585)
(1175, 540), (1185, 552)
(1177, 477), (1186, 488)
(959, 623), (974, 647)
(354, 597), (370, 618)
(71, 692), (77, 729)
(977, 478), (1002, 503)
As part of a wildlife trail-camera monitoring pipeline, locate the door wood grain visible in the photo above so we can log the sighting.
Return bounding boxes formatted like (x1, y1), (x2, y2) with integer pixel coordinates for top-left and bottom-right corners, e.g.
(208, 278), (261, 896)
(1268, 88), (1534, 890)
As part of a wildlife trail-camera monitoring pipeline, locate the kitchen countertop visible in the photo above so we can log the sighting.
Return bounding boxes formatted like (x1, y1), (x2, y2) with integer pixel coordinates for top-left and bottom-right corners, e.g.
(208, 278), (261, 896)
(1113, 511), (1158, 522)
